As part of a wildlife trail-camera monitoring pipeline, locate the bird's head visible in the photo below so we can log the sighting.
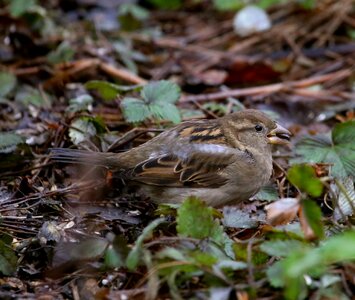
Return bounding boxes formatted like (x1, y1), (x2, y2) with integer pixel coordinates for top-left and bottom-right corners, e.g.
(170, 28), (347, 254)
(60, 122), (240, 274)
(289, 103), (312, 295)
(222, 109), (291, 150)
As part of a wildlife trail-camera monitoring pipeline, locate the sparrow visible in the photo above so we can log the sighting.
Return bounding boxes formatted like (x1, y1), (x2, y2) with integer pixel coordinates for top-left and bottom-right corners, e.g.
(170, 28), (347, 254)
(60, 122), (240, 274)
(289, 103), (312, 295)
(51, 109), (290, 207)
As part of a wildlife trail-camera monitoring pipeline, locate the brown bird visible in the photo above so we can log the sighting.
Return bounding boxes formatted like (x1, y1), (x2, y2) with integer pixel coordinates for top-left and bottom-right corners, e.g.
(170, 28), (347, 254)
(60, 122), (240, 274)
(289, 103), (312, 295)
(51, 109), (290, 207)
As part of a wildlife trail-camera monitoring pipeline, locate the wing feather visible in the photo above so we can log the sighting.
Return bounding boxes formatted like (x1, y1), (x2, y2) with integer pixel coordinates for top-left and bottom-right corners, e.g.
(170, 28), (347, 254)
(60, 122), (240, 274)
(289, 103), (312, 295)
(124, 144), (238, 188)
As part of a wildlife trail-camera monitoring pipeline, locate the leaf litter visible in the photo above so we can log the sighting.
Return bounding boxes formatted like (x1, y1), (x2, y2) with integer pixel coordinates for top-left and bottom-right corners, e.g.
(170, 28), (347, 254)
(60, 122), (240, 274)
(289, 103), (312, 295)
(0, 0), (354, 299)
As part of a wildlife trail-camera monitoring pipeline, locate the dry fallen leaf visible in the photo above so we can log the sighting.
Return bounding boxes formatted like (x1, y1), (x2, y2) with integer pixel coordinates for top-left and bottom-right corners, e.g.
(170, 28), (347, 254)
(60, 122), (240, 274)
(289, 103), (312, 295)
(265, 198), (300, 226)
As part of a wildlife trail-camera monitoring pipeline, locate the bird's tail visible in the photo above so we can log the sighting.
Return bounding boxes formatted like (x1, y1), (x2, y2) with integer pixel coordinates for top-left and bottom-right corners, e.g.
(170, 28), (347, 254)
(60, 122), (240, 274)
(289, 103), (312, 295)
(49, 148), (122, 168)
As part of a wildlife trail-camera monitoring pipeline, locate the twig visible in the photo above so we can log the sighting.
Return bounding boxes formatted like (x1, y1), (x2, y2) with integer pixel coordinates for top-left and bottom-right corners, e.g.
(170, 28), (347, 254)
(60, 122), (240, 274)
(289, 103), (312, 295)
(99, 62), (147, 84)
(180, 69), (352, 103)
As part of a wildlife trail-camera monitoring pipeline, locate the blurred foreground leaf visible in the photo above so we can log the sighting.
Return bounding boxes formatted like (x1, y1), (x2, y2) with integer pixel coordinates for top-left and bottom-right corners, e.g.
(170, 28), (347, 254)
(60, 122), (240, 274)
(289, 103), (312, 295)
(126, 218), (165, 270)
(269, 230), (355, 300)
(300, 199), (324, 240)
(287, 164), (323, 197)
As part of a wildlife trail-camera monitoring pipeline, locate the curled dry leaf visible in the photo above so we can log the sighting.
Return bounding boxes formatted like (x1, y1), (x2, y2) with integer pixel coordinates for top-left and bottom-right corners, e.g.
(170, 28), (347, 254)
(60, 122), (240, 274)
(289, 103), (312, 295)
(265, 198), (300, 226)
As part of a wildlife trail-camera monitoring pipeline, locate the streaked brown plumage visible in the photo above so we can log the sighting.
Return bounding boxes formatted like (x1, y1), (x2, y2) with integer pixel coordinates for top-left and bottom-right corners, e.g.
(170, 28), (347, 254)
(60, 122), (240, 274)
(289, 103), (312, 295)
(51, 109), (290, 207)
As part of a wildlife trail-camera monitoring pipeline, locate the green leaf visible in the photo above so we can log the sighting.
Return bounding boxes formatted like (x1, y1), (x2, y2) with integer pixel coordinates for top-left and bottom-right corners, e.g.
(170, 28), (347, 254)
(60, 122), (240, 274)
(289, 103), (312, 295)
(260, 240), (308, 257)
(47, 41), (75, 64)
(287, 164), (323, 197)
(177, 197), (224, 245)
(66, 94), (93, 113)
(214, 260), (247, 271)
(0, 71), (17, 97)
(0, 132), (24, 154)
(104, 235), (128, 269)
(252, 185), (279, 202)
(9, 0), (37, 17)
(301, 199), (324, 239)
(15, 85), (51, 108)
(142, 80), (181, 123)
(85, 80), (140, 101)
(141, 80), (181, 104)
(118, 3), (149, 31)
(257, 0), (284, 9)
(278, 230), (355, 300)
(126, 218), (165, 270)
(292, 121), (355, 178)
(119, 81), (181, 123)
(0, 238), (17, 275)
(299, 0), (316, 10)
(104, 245), (123, 268)
(213, 0), (243, 10)
(266, 261), (285, 288)
(118, 3), (149, 21)
(190, 251), (218, 267)
(69, 117), (97, 145)
(121, 97), (151, 123)
(150, 103), (181, 124)
(147, 0), (182, 10)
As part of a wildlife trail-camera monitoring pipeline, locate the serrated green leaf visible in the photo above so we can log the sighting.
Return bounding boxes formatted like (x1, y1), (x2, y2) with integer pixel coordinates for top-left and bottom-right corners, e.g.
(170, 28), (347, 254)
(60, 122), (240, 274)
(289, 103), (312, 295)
(141, 80), (181, 104)
(0, 71), (17, 97)
(150, 103), (181, 124)
(287, 164), (323, 197)
(292, 121), (355, 178)
(86, 80), (140, 101)
(177, 197), (224, 245)
(301, 199), (324, 239)
(121, 97), (151, 123)
(0, 132), (24, 154)
(126, 218), (165, 270)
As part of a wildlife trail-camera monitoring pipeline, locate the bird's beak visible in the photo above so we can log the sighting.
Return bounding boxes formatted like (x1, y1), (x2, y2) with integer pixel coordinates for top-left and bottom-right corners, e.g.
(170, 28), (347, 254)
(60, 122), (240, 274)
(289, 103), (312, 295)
(267, 123), (291, 145)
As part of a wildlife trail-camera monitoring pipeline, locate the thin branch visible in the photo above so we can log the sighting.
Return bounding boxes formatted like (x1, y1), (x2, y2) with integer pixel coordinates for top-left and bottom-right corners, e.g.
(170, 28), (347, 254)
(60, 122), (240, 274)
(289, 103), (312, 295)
(180, 69), (352, 103)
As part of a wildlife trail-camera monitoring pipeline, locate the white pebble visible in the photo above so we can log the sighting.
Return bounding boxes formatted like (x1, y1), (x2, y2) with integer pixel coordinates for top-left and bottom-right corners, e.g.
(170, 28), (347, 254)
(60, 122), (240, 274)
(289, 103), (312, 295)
(233, 5), (271, 37)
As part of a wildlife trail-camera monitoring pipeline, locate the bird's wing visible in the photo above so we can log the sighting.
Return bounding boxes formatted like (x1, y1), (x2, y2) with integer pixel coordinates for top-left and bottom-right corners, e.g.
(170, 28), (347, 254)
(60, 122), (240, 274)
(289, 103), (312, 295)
(122, 144), (238, 188)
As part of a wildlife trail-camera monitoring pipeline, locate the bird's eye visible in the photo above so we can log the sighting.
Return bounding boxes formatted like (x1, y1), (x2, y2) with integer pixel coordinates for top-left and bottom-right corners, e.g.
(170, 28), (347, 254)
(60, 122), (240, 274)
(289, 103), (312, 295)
(255, 124), (263, 132)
